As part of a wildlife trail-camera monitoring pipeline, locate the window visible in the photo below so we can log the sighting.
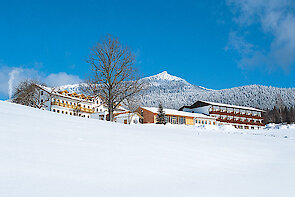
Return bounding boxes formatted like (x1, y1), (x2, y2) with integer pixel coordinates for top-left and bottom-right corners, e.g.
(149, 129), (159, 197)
(213, 122), (216, 125)
(62, 111), (64, 114)
(41, 91), (43, 95)
(70, 112), (72, 115)
(65, 111), (68, 114)
(53, 109), (56, 112)
(57, 110), (60, 113)
(171, 116), (177, 124)
(205, 121), (207, 124)
(41, 99), (43, 103)
(88, 116), (90, 118)
(165, 116), (169, 123)
(179, 117), (185, 124)
(209, 121), (211, 125)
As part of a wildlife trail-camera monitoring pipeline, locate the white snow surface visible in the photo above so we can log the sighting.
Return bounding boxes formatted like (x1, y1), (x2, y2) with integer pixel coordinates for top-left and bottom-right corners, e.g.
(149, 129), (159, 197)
(144, 71), (185, 82)
(1, 101), (294, 197)
(141, 106), (215, 119)
(197, 100), (265, 112)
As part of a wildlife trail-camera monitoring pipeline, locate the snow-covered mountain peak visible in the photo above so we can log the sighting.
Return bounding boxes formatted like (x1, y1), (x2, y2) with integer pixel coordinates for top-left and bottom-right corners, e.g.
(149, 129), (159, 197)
(145, 71), (185, 81)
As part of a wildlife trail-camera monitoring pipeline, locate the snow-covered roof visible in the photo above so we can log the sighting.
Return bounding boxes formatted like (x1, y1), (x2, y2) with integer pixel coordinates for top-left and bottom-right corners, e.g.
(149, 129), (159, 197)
(36, 84), (99, 103)
(114, 111), (143, 119)
(141, 107), (215, 119)
(198, 100), (265, 112)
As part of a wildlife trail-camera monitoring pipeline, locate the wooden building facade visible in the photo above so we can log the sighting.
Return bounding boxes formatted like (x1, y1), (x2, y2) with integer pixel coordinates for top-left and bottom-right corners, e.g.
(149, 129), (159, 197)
(136, 107), (216, 126)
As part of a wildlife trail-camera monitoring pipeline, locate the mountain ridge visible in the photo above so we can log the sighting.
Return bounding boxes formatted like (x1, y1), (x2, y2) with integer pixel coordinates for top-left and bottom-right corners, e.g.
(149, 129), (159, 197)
(138, 72), (295, 110)
(58, 71), (295, 110)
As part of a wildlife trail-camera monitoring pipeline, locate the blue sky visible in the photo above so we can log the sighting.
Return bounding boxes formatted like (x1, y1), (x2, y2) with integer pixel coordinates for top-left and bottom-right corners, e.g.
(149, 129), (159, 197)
(1, 0), (295, 99)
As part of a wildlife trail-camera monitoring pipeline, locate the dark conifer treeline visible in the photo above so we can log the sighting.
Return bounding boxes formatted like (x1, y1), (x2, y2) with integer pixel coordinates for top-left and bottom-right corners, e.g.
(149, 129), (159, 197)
(264, 106), (295, 124)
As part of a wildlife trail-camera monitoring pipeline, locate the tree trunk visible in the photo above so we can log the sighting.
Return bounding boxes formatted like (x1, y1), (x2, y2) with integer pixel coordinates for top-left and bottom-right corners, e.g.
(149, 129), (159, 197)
(108, 102), (114, 122)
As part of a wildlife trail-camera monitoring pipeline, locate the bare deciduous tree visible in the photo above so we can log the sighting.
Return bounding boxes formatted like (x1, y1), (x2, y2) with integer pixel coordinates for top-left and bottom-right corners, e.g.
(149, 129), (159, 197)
(12, 80), (51, 109)
(122, 94), (141, 124)
(86, 35), (146, 121)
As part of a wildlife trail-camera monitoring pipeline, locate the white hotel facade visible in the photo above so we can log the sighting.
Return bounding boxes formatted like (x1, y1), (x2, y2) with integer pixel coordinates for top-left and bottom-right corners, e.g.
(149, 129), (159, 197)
(37, 85), (140, 123)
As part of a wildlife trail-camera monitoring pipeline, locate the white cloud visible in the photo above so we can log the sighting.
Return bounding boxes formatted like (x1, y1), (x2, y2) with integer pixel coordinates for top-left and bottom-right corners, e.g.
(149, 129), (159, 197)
(0, 64), (82, 99)
(227, 0), (295, 71)
(44, 72), (82, 87)
(225, 32), (254, 55)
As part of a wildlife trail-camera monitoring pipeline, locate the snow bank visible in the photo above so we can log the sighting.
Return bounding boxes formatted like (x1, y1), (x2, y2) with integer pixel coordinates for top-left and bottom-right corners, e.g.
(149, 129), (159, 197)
(0, 101), (295, 197)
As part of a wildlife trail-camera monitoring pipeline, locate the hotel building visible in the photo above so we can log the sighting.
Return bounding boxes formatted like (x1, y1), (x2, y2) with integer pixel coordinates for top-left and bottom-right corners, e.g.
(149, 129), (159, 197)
(136, 106), (217, 126)
(179, 100), (265, 129)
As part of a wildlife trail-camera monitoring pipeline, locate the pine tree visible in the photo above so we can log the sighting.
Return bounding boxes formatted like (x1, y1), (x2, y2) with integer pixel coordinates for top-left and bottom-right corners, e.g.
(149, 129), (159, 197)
(156, 103), (167, 124)
(290, 107), (295, 123)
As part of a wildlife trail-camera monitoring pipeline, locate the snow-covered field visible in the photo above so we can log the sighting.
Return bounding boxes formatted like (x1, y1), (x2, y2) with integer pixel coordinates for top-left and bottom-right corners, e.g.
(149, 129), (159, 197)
(0, 101), (295, 197)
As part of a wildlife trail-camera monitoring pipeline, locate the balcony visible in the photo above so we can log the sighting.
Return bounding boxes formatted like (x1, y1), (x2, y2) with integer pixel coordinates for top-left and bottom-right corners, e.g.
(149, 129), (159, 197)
(51, 102), (94, 113)
(210, 110), (263, 120)
(217, 118), (265, 126)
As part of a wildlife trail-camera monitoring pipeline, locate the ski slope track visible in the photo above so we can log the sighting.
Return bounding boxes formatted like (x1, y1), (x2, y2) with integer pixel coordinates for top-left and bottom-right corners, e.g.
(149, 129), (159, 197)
(0, 101), (295, 197)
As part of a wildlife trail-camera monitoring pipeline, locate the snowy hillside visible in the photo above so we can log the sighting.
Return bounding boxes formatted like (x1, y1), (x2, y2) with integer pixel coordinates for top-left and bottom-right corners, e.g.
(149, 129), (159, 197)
(57, 71), (295, 110)
(1, 101), (295, 197)
(138, 72), (295, 110)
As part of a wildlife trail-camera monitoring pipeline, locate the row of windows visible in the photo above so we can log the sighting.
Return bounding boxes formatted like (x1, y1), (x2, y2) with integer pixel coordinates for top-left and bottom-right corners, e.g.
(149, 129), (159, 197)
(213, 114), (262, 121)
(53, 99), (94, 109)
(234, 125), (256, 129)
(217, 116), (263, 123)
(52, 99), (106, 113)
(196, 120), (216, 125)
(164, 116), (216, 126)
(210, 107), (262, 116)
(52, 109), (90, 118)
(165, 116), (186, 124)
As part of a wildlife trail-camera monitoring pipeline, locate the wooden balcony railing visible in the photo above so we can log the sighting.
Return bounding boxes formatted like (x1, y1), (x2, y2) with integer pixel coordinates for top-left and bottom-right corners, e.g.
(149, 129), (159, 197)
(51, 102), (94, 113)
(217, 118), (265, 126)
(210, 110), (263, 119)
